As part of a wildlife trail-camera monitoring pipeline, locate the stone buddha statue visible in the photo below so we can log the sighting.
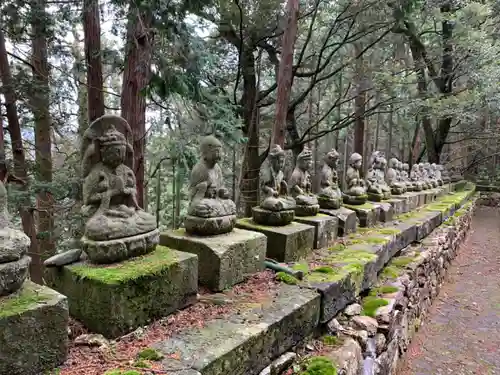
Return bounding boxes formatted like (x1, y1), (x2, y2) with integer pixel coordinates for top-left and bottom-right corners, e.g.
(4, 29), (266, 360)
(343, 152), (367, 205)
(401, 163), (414, 191)
(396, 161), (408, 193)
(0, 179), (31, 296)
(431, 164), (443, 186)
(253, 144), (296, 225)
(441, 165), (451, 184)
(318, 148), (342, 209)
(410, 164), (424, 191)
(80, 115), (159, 262)
(425, 162), (438, 188)
(288, 147), (320, 216)
(185, 135), (237, 235)
(378, 157), (392, 199)
(386, 158), (405, 195)
(419, 163), (432, 189)
(366, 151), (390, 201)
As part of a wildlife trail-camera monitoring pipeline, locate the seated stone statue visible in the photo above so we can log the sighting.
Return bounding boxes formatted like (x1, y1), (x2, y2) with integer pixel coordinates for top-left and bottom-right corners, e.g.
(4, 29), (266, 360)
(431, 164), (443, 186)
(288, 147), (320, 216)
(386, 158), (405, 195)
(419, 163), (432, 189)
(185, 135), (236, 235)
(0, 178), (31, 296)
(318, 148), (342, 209)
(440, 165), (451, 183)
(253, 145), (296, 225)
(366, 151), (389, 201)
(396, 161), (408, 194)
(343, 153), (367, 205)
(401, 163), (414, 191)
(378, 157), (392, 199)
(410, 164), (424, 191)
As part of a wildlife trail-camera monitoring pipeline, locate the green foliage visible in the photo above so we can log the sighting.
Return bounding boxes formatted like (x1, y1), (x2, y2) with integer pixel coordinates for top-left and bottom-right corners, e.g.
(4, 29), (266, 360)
(137, 348), (164, 361)
(361, 296), (389, 317)
(297, 356), (338, 375)
(275, 272), (299, 285)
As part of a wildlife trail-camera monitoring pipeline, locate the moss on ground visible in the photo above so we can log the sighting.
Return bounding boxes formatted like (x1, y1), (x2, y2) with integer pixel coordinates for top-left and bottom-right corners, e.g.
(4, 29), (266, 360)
(390, 256), (417, 268)
(132, 360), (150, 368)
(298, 356), (338, 375)
(0, 283), (50, 318)
(275, 272), (299, 285)
(322, 335), (343, 347)
(377, 228), (401, 235)
(292, 262), (310, 273)
(103, 371), (141, 375)
(380, 265), (400, 280)
(137, 348), (163, 361)
(69, 245), (177, 284)
(361, 296), (389, 317)
(369, 285), (399, 296)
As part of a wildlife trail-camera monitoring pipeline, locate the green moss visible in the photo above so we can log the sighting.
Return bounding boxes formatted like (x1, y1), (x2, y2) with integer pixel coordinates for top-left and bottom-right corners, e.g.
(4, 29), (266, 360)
(346, 238), (364, 245)
(137, 347), (163, 361)
(391, 256), (416, 268)
(292, 262), (309, 273)
(104, 371), (141, 375)
(377, 228), (401, 235)
(380, 265), (400, 280)
(0, 284), (50, 318)
(328, 243), (346, 252)
(313, 266), (336, 274)
(132, 360), (150, 368)
(344, 202), (375, 210)
(299, 356), (338, 375)
(237, 217), (297, 230)
(307, 268), (342, 283)
(69, 246), (177, 284)
(328, 249), (377, 264)
(369, 285), (399, 296)
(363, 236), (388, 244)
(276, 271), (299, 285)
(322, 335), (343, 346)
(361, 296), (389, 317)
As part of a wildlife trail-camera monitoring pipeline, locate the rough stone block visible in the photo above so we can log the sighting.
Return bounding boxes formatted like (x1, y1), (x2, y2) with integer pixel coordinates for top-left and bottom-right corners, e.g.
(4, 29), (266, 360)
(416, 192), (427, 207)
(343, 203), (378, 227)
(0, 281), (68, 375)
(373, 201), (394, 222)
(401, 193), (419, 212)
(236, 219), (314, 262)
(160, 228), (266, 291)
(385, 198), (404, 215)
(294, 214), (338, 249)
(46, 246), (198, 338)
(320, 207), (357, 236)
(153, 285), (320, 375)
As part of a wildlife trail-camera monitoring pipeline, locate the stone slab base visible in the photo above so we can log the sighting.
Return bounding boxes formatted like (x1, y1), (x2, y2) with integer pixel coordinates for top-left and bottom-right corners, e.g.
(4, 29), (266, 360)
(319, 207), (357, 236)
(236, 219), (314, 262)
(385, 198), (404, 215)
(46, 246), (198, 338)
(343, 203), (378, 227)
(401, 193), (419, 212)
(160, 228), (266, 291)
(372, 201), (394, 222)
(153, 285), (320, 375)
(0, 281), (68, 375)
(294, 214), (338, 249)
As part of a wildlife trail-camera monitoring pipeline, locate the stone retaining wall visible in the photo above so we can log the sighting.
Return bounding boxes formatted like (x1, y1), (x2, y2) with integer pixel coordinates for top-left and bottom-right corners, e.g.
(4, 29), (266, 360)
(305, 198), (476, 375)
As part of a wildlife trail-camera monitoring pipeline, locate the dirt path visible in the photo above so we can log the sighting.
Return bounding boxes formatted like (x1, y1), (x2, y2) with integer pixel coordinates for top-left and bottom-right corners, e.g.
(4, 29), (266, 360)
(398, 206), (500, 375)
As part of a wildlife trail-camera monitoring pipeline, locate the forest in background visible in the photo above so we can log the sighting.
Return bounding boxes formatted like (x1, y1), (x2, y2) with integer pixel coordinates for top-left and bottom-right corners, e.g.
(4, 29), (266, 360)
(1, 0), (500, 282)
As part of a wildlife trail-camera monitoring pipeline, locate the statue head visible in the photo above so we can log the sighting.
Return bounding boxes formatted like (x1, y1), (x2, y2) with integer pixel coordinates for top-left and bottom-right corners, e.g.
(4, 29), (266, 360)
(389, 158), (398, 169)
(349, 153), (362, 170)
(411, 164), (419, 172)
(99, 126), (128, 169)
(369, 151), (383, 169)
(201, 135), (222, 166)
(324, 148), (339, 168)
(297, 147), (313, 171)
(403, 163), (409, 172)
(269, 144), (286, 171)
(379, 157), (387, 169)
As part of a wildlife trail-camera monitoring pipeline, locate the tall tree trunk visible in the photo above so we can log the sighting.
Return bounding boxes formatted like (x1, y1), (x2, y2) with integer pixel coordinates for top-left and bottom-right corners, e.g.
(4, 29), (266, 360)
(83, 0), (105, 122)
(272, 0), (299, 147)
(386, 103), (393, 158)
(353, 42), (365, 168)
(120, 6), (153, 208)
(0, 28), (43, 283)
(31, 0), (55, 262)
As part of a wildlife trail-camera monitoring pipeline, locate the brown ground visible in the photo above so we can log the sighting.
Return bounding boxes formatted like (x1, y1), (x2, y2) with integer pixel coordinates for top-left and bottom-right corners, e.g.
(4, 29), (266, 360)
(398, 206), (500, 375)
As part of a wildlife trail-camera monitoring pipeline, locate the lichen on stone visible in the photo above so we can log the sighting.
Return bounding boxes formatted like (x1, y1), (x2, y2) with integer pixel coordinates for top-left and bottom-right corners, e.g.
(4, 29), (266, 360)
(137, 347), (163, 361)
(321, 335), (343, 347)
(369, 285), (399, 296)
(0, 283), (50, 318)
(276, 271), (299, 285)
(361, 296), (389, 317)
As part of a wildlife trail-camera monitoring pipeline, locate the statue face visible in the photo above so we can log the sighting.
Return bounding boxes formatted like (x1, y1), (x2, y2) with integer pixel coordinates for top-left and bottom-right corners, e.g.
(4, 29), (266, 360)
(327, 155), (338, 168)
(205, 144), (221, 164)
(101, 144), (126, 168)
(354, 159), (362, 169)
(271, 154), (285, 171)
(300, 157), (312, 171)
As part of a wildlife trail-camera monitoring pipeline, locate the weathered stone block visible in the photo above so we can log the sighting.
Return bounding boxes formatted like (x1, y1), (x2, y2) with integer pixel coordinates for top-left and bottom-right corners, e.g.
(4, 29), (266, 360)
(320, 207), (357, 236)
(0, 281), (68, 375)
(373, 202), (394, 222)
(385, 198), (404, 215)
(153, 285), (320, 375)
(401, 192), (419, 212)
(416, 192), (427, 207)
(160, 228), (266, 291)
(236, 219), (314, 262)
(46, 246), (198, 338)
(294, 214), (338, 249)
(343, 203), (378, 227)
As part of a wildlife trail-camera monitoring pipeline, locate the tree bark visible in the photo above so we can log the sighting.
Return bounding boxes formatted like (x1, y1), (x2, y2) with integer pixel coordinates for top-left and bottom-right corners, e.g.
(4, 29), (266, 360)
(353, 42), (366, 170)
(120, 5), (153, 208)
(31, 0), (55, 263)
(0, 28), (43, 283)
(272, 0), (299, 148)
(83, 0), (105, 122)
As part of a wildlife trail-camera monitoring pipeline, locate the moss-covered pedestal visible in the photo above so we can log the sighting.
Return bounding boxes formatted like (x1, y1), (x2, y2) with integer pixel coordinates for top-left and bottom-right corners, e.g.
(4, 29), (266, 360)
(294, 214), (338, 249)
(343, 202), (378, 227)
(319, 207), (357, 236)
(160, 228), (266, 292)
(236, 219), (314, 262)
(0, 281), (68, 375)
(400, 192), (419, 212)
(385, 198), (404, 215)
(46, 246), (197, 338)
(371, 201), (394, 222)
